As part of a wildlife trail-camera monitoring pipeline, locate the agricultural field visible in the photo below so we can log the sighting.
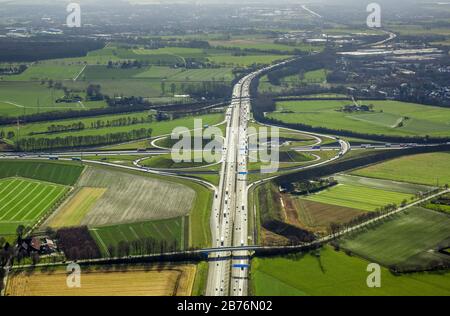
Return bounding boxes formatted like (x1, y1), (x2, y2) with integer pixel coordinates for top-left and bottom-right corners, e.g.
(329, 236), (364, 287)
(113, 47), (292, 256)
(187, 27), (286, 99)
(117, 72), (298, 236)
(208, 54), (289, 67)
(166, 68), (234, 82)
(251, 246), (450, 296)
(0, 82), (106, 117)
(2, 64), (85, 81)
(339, 207), (450, 270)
(45, 187), (107, 229)
(334, 174), (434, 195)
(78, 65), (149, 80)
(0, 160), (84, 186)
(5, 264), (196, 296)
(40, 163), (213, 251)
(259, 69), (329, 93)
(66, 79), (164, 99)
(351, 152), (450, 187)
(269, 173), (431, 235)
(72, 166), (196, 226)
(132, 47), (207, 59)
(78, 65), (234, 83)
(267, 100), (450, 138)
(90, 217), (187, 255)
(0, 112), (224, 143)
(302, 183), (414, 212)
(208, 38), (323, 53)
(289, 198), (364, 234)
(0, 177), (67, 236)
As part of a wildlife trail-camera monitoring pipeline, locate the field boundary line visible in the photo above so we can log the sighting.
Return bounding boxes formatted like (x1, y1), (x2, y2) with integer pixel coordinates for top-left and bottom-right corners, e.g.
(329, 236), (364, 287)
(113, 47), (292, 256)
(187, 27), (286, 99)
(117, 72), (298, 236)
(181, 216), (185, 251)
(2, 101), (25, 108)
(73, 65), (87, 81)
(90, 229), (110, 257)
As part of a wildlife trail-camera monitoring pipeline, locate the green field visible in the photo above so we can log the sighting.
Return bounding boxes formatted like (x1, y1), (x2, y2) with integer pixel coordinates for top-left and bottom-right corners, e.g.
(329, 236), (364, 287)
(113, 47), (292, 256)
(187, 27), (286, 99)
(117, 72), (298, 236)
(334, 174), (433, 195)
(303, 183), (414, 212)
(2, 64), (84, 81)
(268, 100), (450, 137)
(352, 152), (450, 187)
(208, 54), (289, 67)
(209, 38), (322, 53)
(165, 68), (234, 82)
(0, 82), (106, 117)
(0, 177), (67, 236)
(90, 217), (186, 256)
(78, 65), (149, 80)
(340, 207), (450, 270)
(251, 246), (450, 296)
(140, 153), (212, 169)
(76, 65), (234, 83)
(259, 69), (329, 93)
(66, 79), (165, 99)
(0, 160), (83, 185)
(248, 150), (315, 172)
(1, 113), (224, 143)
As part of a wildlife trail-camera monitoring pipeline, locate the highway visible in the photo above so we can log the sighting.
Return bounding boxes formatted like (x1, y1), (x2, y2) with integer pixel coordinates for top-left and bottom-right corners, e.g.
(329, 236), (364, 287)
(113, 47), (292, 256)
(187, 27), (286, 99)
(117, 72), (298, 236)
(206, 60), (293, 296)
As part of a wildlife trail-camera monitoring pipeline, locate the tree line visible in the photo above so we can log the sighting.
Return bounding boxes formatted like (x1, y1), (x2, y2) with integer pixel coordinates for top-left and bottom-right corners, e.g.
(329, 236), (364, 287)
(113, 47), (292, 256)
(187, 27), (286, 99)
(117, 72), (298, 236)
(106, 238), (180, 258)
(0, 38), (105, 62)
(16, 128), (152, 151)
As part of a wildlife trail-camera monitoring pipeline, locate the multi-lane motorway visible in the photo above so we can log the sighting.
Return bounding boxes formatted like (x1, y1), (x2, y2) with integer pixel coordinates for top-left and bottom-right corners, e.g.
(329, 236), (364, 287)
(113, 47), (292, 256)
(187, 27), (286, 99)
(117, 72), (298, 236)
(206, 61), (292, 296)
(196, 57), (447, 296)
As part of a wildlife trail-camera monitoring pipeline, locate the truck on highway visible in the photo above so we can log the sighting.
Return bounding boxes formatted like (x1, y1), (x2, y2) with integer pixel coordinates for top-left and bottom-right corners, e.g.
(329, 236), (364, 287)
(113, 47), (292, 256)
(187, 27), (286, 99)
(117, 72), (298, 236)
(48, 156), (59, 160)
